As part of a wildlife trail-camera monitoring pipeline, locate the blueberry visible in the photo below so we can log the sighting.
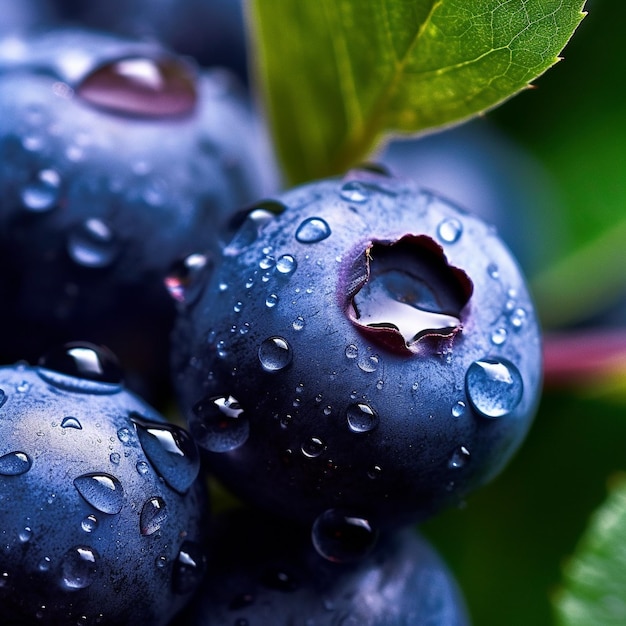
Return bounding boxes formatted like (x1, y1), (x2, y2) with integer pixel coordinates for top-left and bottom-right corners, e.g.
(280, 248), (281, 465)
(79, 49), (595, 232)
(176, 508), (469, 626)
(0, 343), (209, 625)
(173, 170), (542, 532)
(0, 28), (276, 403)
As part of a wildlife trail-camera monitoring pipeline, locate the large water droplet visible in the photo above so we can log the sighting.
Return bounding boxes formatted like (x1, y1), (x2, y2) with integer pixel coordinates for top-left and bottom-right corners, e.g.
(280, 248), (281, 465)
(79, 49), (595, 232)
(190, 395), (249, 453)
(346, 403), (379, 433)
(295, 217), (331, 243)
(258, 336), (292, 372)
(77, 55), (197, 117)
(165, 253), (211, 305)
(140, 497), (168, 536)
(73, 473), (124, 514)
(61, 416), (82, 430)
(339, 181), (370, 203)
(131, 414), (200, 494)
(173, 541), (205, 595)
(60, 546), (98, 590)
(465, 358), (523, 418)
(38, 342), (123, 393)
(437, 218), (463, 244)
(311, 509), (378, 563)
(0, 451), (32, 476)
(20, 169), (61, 212)
(67, 218), (118, 268)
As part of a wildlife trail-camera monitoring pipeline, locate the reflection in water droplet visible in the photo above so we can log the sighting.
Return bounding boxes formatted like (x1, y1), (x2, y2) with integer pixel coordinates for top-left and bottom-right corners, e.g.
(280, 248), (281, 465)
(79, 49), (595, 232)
(165, 253), (210, 305)
(258, 337), (293, 372)
(265, 294), (279, 308)
(466, 358), (523, 418)
(276, 254), (298, 275)
(140, 497), (168, 536)
(61, 416), (82, 430)
(448, 446), (470, 469)
(437, 218), (463, 244)
(67, 218), (118, 268)
(132, 414), (200, 493)
(81, 515), (98, 533)
(312, 509), (378, 563)
(295, 217), (331, 243)
(191, 395), (249, 453)
(60, 546), (98, 590)
(20, 169), (61, 212)
(451, 401), (466, 418)
(73, 473), (125, 514)
(173, 541), (205, 595)
(346, 403), (379, 433)
(339, 181), (369, 203)
(0, 451), (32, 476)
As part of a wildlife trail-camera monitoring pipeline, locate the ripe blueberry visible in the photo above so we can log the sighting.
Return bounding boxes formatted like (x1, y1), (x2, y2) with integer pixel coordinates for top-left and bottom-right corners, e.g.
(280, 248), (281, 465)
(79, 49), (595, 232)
(173, 170), (542, 535)
(0, 343), (209, 625)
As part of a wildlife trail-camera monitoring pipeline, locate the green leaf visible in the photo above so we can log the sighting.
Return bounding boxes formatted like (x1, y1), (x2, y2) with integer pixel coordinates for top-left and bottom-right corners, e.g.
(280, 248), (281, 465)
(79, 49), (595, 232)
(554, 476), (626, 626)
(248, 0), (587, 185)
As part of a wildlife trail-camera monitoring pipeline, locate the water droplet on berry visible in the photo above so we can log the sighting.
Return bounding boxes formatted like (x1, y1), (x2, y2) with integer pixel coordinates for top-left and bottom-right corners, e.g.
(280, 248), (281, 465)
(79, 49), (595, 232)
(292, 316), (305, 331)
(38, 556), (52, 572)
(491, 327), (508, 345)
(487, 263), (500, 280)
(346, 402), (379, 433)
(20, 169), (61, 212)
(77, 55), (197, 117)
(510, 307), (527, 329)
(295, 217), (331, 243)
(132, 414), (200, 493)
(136, 461), (150, 475)
(311, 509), (378, 563)
(451, 401), (466, 418)
(339, 181), (369, 203)
(81, 515), (98, 533)
(38, 342), (123, 389)
(16, 380), (30, 393)
(109, 452), (121, 465)
(224, 201), (286, 255)
(258, 337), (293, 372)
(60, 546), (98, 590)
(367, 464), (382, 480)
(61, 416), (82, 430)
(448, 446), (470, 469)
(165, 253), (211, 305)
(265, 293), (279, 308)
(73, 473), (124, 514)
(437, 218), (463, 244)
(18, 527), (33, 543)
(344, 344), (358, 359)
(140, 497), (168, 536)
(357, 354), (380, 373)
(466, 358), (523, 418)
(276, 254), (297, 275)
(190, 395), (249, 453)
(67, 218), (118, 268)
(117, 427), (131, 443)
(0, 451), (32, 476)
(301, 437), (325, 458)
(173, 541), (205, 595)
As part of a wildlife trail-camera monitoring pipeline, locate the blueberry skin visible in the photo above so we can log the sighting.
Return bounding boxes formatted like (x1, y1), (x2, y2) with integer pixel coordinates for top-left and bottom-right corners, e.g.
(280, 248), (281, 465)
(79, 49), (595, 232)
(0, 28), (276, 402)
(176, 508), (470, 626)
(0, 358), (208, 625)
(173, 171), (542, 530)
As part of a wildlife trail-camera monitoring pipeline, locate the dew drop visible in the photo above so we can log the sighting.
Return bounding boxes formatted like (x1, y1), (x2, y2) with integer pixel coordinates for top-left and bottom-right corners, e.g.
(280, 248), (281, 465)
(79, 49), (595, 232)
(357, 354), (380, 373)
(61, 417), (82, 430)
(81, 515), (98, 533)
(344, 344), (358, 359)
(346, 402), (379, 433)
(117, 427), (131, 443)
(301, 437), (326, 458)
(367, 465), (382, 480)
(20, 169), (61, 212)
(136, 460), (150, 475)
(16, 381), (29, 393)
(190, 395), (249, 453)
(437, 218), (463, 244)
(451, 401), (466, 418)
(258, 336), (293, 372)
(0, 451), (32, 476)
(73, 473), (124, 514)
(109, 452), (121, 465)
(164, 253), (210, 305)
(311, 509), (378, 563)
(265, 293), (279, 308)
(292, 316), (305, 331)
(295, 217), (331, 243)
(173, 541), (205, 595)
(77, 55), (197, 117)
(339, 181), (369, 203)
(38, 556), (52, 572)
(155, 555), (168, 569)
(510, 307), (527, 329)
(448, 446), (471, 469)
(487, 263), (500, 280)
(131, 414), (200, 494)
(140, 497), (168, 536)
(18, 527), (33, 543)
(465, 358), (523, 418)
(67, 218), (118, 268)
(276, 254), (297, 275)
(491, 327), (508, 346)
(60, 546), (98, 590)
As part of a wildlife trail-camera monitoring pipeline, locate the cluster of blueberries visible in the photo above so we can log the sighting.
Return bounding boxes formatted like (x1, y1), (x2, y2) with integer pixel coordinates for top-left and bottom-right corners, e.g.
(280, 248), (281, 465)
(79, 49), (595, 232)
(0, 3), (543, 625)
